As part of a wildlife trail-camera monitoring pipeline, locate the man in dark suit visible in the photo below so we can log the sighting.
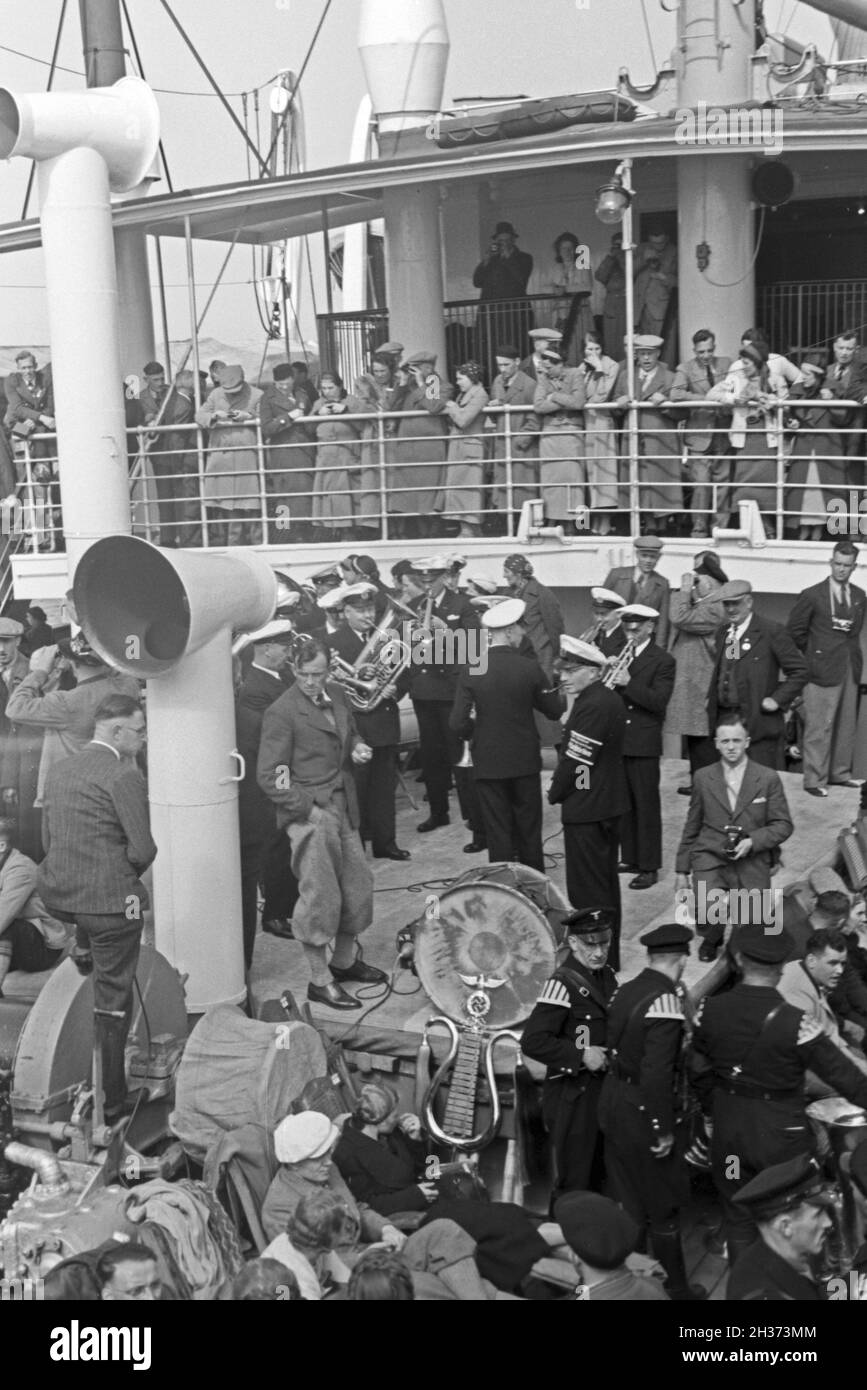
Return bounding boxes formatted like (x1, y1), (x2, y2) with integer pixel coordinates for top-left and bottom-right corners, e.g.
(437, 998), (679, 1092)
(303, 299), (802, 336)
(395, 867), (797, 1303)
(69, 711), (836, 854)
(548, 636), (629, 970)
(408, 557), (486, 851)
(236, 620), (298, 946)
(603, 536), (671, 649)
(675, 714), (794, 961)
(257, 638), (387, 1011)
(786, 541), (865, 796)
(825, 329), (866, 471)
(669, 328), (732, 538)
(608, 604), (675, 890)
(38, 694), (155, 1119)
(707, 579), (807, 770)
(327, 582), (410, 862)
(584, 587), (627, 658)
(449, 597), (563, 870)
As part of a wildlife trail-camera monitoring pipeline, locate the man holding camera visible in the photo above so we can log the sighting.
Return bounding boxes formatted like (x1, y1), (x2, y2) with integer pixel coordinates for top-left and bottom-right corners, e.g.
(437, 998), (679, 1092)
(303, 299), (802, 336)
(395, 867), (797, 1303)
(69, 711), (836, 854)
(675, 714), (794, 962)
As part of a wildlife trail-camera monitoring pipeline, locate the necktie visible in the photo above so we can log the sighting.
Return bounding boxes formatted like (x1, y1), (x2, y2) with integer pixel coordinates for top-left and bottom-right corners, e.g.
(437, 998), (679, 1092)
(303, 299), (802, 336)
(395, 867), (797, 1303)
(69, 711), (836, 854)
(839, 583), (851, 613)
(706, 365), (715, 389)
(835, 365), (843, 382)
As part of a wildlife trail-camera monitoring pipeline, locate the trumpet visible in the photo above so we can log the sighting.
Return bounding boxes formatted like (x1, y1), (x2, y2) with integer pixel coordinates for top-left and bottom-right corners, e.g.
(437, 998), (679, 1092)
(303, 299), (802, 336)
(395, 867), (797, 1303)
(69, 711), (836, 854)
(456, 740), (473, 768)
(602, 637), (637, 688)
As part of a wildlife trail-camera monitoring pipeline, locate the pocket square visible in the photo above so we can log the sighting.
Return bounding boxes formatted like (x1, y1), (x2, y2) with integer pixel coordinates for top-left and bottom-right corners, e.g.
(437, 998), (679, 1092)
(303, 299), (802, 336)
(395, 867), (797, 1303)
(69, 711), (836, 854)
(751, 796), (767, 804)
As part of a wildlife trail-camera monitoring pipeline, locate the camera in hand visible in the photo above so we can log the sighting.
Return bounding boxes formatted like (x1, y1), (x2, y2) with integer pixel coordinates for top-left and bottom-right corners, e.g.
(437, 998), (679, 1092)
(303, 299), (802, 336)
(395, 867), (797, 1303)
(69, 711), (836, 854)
(723, 824), (746, 859)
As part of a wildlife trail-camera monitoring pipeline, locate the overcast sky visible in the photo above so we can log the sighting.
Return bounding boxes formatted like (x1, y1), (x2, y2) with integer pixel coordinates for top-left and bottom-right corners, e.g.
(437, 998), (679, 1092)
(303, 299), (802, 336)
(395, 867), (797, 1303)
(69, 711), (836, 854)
(0, 0), (835, 356)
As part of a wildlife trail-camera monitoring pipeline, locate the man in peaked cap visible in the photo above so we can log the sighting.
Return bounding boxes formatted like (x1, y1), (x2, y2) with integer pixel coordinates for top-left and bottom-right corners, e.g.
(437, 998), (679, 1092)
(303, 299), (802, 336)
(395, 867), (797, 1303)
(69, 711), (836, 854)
(691, 919), (867, 1267)
(726, 1155), (834, 1301)
(523, 908), (618, 1205)
(450, 597), (563, 872)
(554, 1192), (669, 1301)
(603, 536), (671, 649)
(585, 587), (627, 658)
(548, 637), (628, 969)
(598, 922), (706, 1300)
(607, 602), (675, 891)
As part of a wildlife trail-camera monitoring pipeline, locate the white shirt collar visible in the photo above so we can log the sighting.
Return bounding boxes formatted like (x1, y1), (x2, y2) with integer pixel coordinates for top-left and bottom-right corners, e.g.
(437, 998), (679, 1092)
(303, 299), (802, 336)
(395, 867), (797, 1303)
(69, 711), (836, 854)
(89, 738), (120, 760)
(731, 614), (752, 640)
(251, 662), (282, 679)
(633, 638), (651, 659)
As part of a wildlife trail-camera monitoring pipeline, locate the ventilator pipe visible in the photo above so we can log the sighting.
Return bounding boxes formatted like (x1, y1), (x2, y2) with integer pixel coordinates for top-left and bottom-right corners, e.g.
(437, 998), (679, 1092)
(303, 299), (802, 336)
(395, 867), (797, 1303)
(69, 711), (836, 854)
(4, 1143), (69, 1196)
(74, 536), (277, 1010)
(0, 77), (160, 573)
(802, 0), (867, 32)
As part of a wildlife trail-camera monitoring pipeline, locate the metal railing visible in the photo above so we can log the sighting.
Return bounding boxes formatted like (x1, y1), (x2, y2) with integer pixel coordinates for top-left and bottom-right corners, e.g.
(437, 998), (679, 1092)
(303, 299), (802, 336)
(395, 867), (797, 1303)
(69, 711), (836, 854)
(758, 279), (867, 359)
(5, 401), (866, 567)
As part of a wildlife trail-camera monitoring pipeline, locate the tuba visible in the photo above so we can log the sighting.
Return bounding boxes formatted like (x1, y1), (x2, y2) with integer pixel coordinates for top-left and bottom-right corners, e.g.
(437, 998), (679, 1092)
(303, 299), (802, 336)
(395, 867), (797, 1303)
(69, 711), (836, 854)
(329, 594), (416, 712)
(602, 637), (637, 688)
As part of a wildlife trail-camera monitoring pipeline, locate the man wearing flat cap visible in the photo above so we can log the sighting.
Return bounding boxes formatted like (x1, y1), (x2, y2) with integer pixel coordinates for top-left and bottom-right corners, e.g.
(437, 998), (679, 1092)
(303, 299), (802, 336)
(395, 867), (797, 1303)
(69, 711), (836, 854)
(613, 338), (679, 533)
(450, 598), (563, 871)
(707, 578), (807, 769)
(489, 344), (539, 523)
(473, 222), (534, 377)
(554, 1192), (668, 1300)
(548, 638), (628, 968)
(726, 1155), (834, 1301)
(523, 908), (618, 1203)
(603, 538), (670, 649)
(598, 922), (705, 1300)
(690, 921), (867, 1267)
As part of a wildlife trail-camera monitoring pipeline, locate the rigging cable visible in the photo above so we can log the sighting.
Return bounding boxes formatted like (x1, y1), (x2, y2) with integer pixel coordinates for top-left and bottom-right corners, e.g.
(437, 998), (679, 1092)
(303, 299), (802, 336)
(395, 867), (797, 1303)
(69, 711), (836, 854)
(260, 0), (334, 175)
(20, 0), (68, 221)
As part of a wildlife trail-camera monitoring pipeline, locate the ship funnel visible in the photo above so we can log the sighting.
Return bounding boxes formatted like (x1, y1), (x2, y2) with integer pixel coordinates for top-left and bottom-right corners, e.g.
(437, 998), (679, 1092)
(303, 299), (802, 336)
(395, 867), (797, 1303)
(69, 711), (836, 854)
(358, 0), (449, 134)
(74, 536), (276, 678)
(74, 537), (278, 1011)
(0, 76), (159, 193)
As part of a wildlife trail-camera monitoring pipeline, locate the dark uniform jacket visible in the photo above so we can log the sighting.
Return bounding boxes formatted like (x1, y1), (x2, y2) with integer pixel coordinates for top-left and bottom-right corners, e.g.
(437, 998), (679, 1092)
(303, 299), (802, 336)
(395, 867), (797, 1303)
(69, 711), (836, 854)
(238, 664), (291, 715)
(786, 577), (866, 687)
(691, 982), (867, 1173)
(548, 681), (628, 824)
(727, 1240), (822, 1301)
(257, 680), (363, 828)
(616, 641), (675, 758)
(601, 967), (689, 1139)
(449, 646), (563, 779)
(675, 758), (793, 874)
(706, 613), (807, 744)
(326, 622), (410, 747)
(522, 959), (617, 1080)
(409, 590), (480, 703)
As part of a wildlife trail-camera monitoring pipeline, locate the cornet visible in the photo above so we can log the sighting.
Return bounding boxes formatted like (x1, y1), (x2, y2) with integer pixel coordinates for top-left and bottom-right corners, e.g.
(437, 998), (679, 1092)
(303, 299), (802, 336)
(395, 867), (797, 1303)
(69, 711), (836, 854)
(602, 637), (637, 688)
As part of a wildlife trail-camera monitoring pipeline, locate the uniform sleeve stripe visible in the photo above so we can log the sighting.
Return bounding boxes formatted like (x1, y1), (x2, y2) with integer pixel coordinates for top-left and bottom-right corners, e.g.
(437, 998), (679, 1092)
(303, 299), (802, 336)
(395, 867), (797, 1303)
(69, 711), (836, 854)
(537, 980), (571, 1008)
(646, 993), (685, 1021)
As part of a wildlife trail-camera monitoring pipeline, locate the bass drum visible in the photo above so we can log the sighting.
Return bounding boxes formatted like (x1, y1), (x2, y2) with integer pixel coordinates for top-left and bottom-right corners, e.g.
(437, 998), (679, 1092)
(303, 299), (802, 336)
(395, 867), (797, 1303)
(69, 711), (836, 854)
(413, 863), (569, 1029)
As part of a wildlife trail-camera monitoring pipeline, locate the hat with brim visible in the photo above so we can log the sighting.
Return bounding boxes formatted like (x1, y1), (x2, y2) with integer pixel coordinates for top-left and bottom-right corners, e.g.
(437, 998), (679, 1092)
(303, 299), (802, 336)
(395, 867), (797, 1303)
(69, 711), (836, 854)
(732, 924), (792, 964)
(562, 907), (616, 938)
(406, 350), (437, 367)
(311, 564), (342, 585)
(221, 364), (245, 392)
(620, 604), (659, 622)
(590, 587), (626, 609)
(274, 1112), (339, 1165)
(733, 1154), (834, 1221)
(529, 328), (563, 342)
(493, 221), (519, 238)
(634, 536), (663, 553)
(640, 922), (693, 954)
(0, 617), (24, 638)
(413, 555), (451, 575)
(540, 349), (564, 363)
(378, 341), (405, 357)
(233, 619), (295, 655)
(559, 636), (606, 667)
(467, 576), (498, 595)
(341, 583), (378, 606)
(482, 598), (525, 629)
(317, 583), (353, 611)
(717, 579), (752, 602)
(633, 335), (664, 350)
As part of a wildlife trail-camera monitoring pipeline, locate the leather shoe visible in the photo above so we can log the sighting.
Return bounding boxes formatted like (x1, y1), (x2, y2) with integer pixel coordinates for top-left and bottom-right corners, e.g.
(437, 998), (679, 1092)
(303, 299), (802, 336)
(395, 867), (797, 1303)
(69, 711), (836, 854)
(373, 845), (411, 861)
(262, 917), (295, 939)
(418, 815), (449, 833)
(698, 940), (718, 962)
(330, 959), (388, 985)
(307, 981), (361, 1010)
(831, 778), (864, 789)
(629, 871), (658, 890)
(805, 786), (828, 798)
(463, 838), (487, 853)
(618, 862), (639, 873)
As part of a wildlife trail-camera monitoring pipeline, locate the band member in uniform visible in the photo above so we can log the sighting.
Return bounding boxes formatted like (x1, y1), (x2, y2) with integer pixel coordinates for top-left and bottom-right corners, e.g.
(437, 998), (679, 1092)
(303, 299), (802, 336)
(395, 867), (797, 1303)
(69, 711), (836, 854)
(327, 582), (411, 861)
(522, 907), (618, 1202)
(690, 923), (867, 1265)
(257, 638), (387, 1011)
(598, 922), (706, 1301)
(675, 714), (794, 961)
(547, 636), (628, 969)
(449, 598), (563, 870)
(585, 587), (627, 658)
(707, 578), (807, 770)
(727, 1155), (835, 1302)
(408, 557), (486, 852)
(607, 603), (674, 890)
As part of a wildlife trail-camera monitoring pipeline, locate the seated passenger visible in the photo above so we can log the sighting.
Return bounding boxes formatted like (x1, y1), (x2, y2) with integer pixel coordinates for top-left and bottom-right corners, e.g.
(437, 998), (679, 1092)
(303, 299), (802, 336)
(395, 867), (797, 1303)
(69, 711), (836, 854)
(0, 816), (70, 996)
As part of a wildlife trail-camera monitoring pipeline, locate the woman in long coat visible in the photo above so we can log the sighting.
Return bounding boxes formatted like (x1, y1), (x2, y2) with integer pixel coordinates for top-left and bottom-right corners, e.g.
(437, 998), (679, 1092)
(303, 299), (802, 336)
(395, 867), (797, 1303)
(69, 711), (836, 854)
(707, 343), (781, 536)
(574, 330), (619, 536)
(664, 552), (728, 784)
(309, 372), (363, 539)
(258, 364), (314, 543)
(784, 356), (847, 541)
(533, 348), (586, 526)
(195, 364), (263, 546)
(386, 355), (451, 538)
(440, 362), (489, 535)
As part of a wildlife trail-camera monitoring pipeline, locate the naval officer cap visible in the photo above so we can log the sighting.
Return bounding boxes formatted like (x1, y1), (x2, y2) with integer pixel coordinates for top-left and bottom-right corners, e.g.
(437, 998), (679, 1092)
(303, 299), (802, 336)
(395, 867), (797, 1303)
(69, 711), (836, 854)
(481, 598), (525, 629)
(467, 575), (498, 595)
(590, 587), (626, 609)
(640, 922), (693, 954)
(310, 562), (342, 584)
(0, 618), (23, 638)
(717, 579), (752, 602)
(619, 603), (659, 622)
(341, 583), (378, 607)
(562, 907), (615, 937)
(559, 636), (607, 667)
(413, 554), (451, 574)
(554, 1192), (640, 1269)
(733, 1154), (833, 1221)
(233, 619), (295, 655)
(317, 583), (353, 611)
(732, 924), (793, 965)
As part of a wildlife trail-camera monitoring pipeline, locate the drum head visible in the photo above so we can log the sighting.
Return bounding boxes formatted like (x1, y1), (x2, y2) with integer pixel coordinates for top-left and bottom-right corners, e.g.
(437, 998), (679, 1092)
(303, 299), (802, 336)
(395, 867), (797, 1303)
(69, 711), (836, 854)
(414, 880), (558, 1028)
